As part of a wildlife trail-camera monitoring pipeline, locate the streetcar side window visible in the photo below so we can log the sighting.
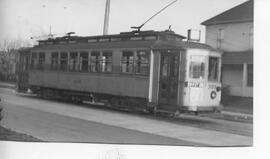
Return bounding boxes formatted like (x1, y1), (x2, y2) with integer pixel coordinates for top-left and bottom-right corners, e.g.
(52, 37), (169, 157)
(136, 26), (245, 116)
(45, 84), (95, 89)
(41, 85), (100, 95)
(38, 52), (45, 70)
(51, 52), (58, 70)
(101, 51), (112, 73)
(208, 56), (220, 81)
(69, 52), (79, 72)
(60, 52), (68, 71)
(90, 51), (100, 72)
(79, 51), (89, 72)
(135, 50), (150, 75)
(189, 56), (205, 79)
(121, 51), (134, 73)
(30, 52), (37, 69)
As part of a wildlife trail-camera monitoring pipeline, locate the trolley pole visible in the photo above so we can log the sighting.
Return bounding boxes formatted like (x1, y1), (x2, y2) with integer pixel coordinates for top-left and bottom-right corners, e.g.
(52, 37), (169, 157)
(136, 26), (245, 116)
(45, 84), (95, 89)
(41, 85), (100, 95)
(103, 0), (110, 35)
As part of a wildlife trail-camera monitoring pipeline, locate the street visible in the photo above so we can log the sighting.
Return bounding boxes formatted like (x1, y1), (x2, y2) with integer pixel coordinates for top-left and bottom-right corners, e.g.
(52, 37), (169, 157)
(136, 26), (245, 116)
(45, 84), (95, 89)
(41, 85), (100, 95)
(0, 88), (252, 146)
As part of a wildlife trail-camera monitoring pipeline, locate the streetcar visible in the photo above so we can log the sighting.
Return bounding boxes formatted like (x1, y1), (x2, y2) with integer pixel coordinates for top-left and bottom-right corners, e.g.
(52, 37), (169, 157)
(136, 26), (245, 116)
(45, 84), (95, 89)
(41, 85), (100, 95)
(17, 29), (222, 115)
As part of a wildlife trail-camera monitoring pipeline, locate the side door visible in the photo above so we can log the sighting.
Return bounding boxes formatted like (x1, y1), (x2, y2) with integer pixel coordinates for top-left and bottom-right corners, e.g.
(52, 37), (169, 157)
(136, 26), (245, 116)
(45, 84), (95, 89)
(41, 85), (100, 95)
(158, 52), (179, 110)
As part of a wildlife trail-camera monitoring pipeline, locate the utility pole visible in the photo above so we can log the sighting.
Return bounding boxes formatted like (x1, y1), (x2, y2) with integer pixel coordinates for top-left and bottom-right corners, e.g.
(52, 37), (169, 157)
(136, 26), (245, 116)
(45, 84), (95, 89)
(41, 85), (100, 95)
(103, 0), (110, 35)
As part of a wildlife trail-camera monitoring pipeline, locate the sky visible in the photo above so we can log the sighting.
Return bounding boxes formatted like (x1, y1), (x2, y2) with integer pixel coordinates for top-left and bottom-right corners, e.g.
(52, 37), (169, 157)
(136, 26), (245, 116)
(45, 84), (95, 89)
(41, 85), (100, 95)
(0, 0), (248, 46)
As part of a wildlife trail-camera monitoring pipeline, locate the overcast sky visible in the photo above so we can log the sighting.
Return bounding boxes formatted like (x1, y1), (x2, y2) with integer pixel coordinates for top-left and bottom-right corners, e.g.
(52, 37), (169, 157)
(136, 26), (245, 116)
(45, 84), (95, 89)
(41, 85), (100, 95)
(0, 0), (247, 45)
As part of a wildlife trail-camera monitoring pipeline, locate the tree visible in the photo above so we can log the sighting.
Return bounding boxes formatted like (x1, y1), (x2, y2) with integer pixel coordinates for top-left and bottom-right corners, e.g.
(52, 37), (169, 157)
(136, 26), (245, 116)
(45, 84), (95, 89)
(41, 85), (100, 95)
(0, 39), (32, 81)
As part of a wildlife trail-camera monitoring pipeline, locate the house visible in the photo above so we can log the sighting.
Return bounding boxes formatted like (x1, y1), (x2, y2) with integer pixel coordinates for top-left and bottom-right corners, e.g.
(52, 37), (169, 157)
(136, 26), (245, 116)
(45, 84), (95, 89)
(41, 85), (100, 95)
(201, 0), (253, 97)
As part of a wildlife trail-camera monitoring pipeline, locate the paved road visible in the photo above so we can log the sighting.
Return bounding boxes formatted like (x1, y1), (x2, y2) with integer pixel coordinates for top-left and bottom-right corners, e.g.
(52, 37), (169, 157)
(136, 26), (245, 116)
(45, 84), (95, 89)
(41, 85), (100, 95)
(0, 88), (252, 146)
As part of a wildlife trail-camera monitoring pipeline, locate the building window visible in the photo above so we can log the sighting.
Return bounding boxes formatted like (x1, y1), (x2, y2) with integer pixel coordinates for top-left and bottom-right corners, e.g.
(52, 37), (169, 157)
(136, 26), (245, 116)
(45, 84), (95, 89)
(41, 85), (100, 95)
(135, 50), (150, 75)
(208, 56), (220, 81)
(79, 51), (89, 72)
(101, 51), (112, 72)
(90, 51), (100, 72)
(247, 64), (253, 87)
(51, 52), (58, 70)
(30, 52), (37, 69)
(38, 52), (45, 70)
(60, 52), (68, 71)
(69, 52), (79, 72)
(121, 51), (134, 73)
(217, 28), (224, 49)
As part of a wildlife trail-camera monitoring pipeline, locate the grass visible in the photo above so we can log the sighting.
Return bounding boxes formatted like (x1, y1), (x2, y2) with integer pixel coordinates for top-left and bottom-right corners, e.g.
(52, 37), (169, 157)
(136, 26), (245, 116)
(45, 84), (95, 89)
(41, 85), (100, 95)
(0, 125), (42, 142)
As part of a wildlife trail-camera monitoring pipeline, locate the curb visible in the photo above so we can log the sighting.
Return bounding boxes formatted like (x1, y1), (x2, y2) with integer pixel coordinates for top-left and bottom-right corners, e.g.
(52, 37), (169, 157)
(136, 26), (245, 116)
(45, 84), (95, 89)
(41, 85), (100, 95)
(221, 111), (253, 122)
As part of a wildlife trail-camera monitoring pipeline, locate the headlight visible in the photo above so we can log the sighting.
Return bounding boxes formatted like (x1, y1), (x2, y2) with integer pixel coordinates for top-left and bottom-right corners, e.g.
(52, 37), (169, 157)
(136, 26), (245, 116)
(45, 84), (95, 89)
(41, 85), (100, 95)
(210, 91), (217, 99)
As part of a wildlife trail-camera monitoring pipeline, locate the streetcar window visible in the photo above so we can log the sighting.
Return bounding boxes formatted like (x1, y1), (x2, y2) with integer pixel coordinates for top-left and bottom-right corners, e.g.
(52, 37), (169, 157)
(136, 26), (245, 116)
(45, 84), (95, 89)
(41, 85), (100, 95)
(110, 37), (121, 42)
(79, 51), (89, 72)
(101, 51), (112, 72)
(30, 52), (37, 69)
(88, 39), (98, 43)
(23, 55), (30, 71)
(171, 55), (179, 77)
(90, 51), (100, 72)
(208, 57), (219, 81)
(38, 52), (45, 70)
(60, 52), (68, 71)
(135, 50), (150, 75)
(130, 36), (143, 41)
(69, 52), (79, 72)
(189, 56), (205, 79)
(161, 56), (169, 78)
(144, 36), (157, 40)
(51, 52), (58, 70)
(121, 51), (134, 73)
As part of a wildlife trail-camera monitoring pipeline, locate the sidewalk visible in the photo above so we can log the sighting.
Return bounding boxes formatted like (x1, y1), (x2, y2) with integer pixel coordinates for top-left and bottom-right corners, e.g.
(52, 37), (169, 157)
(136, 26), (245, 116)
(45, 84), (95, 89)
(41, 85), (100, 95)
(221, 96), (253, 122)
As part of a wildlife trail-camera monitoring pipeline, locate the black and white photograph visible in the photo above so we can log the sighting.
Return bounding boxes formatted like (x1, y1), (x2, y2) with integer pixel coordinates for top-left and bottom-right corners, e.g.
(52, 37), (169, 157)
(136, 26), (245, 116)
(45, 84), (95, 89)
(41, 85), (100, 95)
(0, 0), (265, 158)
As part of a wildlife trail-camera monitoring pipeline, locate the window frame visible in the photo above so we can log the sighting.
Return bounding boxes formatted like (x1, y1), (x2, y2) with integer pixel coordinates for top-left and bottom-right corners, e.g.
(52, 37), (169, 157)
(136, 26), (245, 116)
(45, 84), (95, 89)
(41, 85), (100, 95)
(90, 51), (100, 73)
(134, 50), (150, 75)
(30, 52), (37, 69)
(38, 52), (45, 70)
(189, 55), (206, 80)
(121, 51), (134, 74)
(101, 51), (113, 73)
(69, 51), (79, 72)
(79, 51), (89, 72)
(59, 52), (68, 71)
(51, 52), (59, 70)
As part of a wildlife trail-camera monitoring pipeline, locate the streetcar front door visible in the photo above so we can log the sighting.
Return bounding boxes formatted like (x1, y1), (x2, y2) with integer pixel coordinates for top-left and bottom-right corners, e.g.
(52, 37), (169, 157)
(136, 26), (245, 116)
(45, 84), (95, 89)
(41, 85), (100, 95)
(158, 53), (179, 110)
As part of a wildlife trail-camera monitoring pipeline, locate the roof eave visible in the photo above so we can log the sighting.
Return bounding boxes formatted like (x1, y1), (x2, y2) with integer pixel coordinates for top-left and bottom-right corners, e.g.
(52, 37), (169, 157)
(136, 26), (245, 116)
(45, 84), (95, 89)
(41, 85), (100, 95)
(201, 19), (253, 26)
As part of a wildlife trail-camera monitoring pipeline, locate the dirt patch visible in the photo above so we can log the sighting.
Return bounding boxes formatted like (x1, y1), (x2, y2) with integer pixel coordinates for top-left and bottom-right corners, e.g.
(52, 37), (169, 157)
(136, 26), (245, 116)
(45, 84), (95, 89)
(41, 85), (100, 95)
(0, 125), (42, 142)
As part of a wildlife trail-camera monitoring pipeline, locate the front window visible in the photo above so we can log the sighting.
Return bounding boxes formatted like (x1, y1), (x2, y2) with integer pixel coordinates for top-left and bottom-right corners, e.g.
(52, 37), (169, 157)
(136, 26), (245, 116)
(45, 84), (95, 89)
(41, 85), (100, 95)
(189, 56), (205, 79)
(208, 56), (220, 81)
